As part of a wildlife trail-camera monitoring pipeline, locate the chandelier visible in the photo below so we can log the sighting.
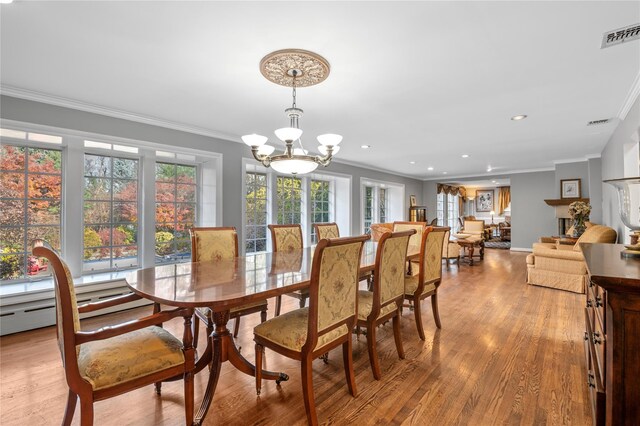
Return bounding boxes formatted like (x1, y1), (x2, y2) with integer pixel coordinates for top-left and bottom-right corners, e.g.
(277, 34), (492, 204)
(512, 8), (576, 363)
(242, 49), (342, 175)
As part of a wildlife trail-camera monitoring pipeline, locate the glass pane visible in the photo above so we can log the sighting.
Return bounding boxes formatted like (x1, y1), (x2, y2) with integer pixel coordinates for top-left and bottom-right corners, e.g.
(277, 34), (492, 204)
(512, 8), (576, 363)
(155, 163), (175, 182)
(84, 201), (110, 224)
(27, 254), (51, 278)
(113, 246), (138, 266)
(28, 148), (61, 173)
(255, 239), (266, 252)
(114, 224), (137, 245)
(156, 182), (175, 202)
(1, 254), (25, 280)
(256, 174), (266, 185)
(175, 239), (191, 256)
(1, 145), (26, 171)
(113, 202), (137, 223)
(156, 203), (176, 224)
(245, 172), (255, 186)
(84, 177), (111, 200)
(155, 243), (174, 258)
(29, 200), (61, 225)
(84, 155), (111, 177)
(84, 225), (110, 248)
(0, 199), (25, 225)
(177, 184), (196, 202)
(27, 226), (60, 250)
(176, 165), (196, 183)
(245, 240), (255, 253)
(1, 227), (25, 252)
(28, 174), (62, 199)
(0, 172), (25, 198)
(177, 203), (195, 223)
(113, 158), (138, 179)
(174, 224), (191, 239)
(83, 248), (111, 271)
(113, 179), (137, 201)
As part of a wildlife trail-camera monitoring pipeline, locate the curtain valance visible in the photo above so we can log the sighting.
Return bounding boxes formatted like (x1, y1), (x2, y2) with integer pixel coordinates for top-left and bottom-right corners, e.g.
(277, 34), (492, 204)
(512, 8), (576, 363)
(437, 184), (467, 200)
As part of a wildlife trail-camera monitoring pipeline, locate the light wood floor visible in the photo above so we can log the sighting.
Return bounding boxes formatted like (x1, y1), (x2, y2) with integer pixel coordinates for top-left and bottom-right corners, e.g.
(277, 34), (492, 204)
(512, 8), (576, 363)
(0, 249), (591, 425)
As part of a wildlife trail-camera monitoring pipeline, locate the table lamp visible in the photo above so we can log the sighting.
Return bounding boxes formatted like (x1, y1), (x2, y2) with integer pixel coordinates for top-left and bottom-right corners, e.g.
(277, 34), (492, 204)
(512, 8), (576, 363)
(490, 210), (495, 224)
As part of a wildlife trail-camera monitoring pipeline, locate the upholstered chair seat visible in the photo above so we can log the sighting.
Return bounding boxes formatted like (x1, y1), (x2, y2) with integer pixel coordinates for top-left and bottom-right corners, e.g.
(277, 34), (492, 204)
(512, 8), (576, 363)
(254, 307), (349, 352)
(254, 235), (369, 425)
(356, 290), (399, 321)
(78, 327), (185, 391)
(403, 275), (437, 296)
(190, 227), (268, 344)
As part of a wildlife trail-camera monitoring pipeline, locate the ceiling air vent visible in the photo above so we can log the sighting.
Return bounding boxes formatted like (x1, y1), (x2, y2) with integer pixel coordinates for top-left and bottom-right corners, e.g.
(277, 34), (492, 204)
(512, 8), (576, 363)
(587, 119), (611, 126)
(601, 23), (640, 49)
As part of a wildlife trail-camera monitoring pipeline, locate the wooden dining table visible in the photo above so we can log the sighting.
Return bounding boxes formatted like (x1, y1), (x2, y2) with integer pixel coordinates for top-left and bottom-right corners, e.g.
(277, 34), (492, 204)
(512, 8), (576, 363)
(125, 240), (419, 425)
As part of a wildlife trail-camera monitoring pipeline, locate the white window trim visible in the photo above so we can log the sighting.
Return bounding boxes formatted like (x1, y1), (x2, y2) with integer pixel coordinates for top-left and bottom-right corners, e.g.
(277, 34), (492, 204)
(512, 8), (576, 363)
(0, 119), (223, 294)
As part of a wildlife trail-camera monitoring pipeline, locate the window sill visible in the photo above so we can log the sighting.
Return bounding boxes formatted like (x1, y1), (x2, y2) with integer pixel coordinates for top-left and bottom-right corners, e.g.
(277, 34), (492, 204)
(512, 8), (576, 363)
(1, 269), (137, 298)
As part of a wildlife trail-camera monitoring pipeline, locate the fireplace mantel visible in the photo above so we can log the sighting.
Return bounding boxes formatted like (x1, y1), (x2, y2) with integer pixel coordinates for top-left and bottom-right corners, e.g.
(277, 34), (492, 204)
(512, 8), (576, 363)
(544, 198), (590, 206)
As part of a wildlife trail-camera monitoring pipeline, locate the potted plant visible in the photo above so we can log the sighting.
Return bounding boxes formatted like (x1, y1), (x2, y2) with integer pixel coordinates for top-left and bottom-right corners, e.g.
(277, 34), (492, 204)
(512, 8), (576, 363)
(568, 201), (591, 237)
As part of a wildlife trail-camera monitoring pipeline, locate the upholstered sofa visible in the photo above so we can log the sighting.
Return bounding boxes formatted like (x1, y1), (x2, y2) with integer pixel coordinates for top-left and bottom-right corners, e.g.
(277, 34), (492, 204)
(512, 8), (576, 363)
(526, 225), (617, 293)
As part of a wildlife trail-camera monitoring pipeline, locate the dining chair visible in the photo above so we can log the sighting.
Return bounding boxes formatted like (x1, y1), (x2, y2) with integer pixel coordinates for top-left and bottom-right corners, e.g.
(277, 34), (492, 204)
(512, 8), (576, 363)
(356, 229), (415, 380)
(268, 224), (305, 316)
(190, 227), (268, 344)
(254, 235), (370, 426)
(441, 228), (461, 270)
(313, 222), (340, 240)
(32, 243), (195, 426)
(404, 226), (448, 340)
(392, 221), (427, 275)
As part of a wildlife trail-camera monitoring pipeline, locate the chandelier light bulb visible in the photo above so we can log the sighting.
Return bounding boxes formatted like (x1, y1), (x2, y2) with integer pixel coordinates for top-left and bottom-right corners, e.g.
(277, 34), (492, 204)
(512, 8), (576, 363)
(242, 134), (268, 147)
(318, 145), (340, 155)
(257, 144), (275, 156)
(274, 127), (303, 142)
(317, 133), (343, 146)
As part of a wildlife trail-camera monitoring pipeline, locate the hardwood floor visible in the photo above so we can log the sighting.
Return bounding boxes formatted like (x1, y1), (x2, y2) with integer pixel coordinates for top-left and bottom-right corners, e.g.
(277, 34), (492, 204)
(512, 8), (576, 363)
(0, 249), (591, 425)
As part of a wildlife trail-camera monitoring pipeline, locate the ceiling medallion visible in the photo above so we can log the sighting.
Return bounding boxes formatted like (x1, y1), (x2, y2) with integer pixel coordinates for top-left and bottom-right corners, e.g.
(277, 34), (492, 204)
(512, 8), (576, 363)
(259, 49), (330, 87)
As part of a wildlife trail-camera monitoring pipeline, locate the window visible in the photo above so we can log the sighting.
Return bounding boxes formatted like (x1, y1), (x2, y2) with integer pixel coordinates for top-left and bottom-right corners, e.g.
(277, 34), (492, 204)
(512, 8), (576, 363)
(155, 163), (197, 263)
(245, 171), (268, 253)
(83, 154), (139, 272)
(277, 176), (302, 225)
(437, 192), (459, 231)
(310, 179), (331, 243)
(1, 145), (62, 283)
(363, 185), (389, 234)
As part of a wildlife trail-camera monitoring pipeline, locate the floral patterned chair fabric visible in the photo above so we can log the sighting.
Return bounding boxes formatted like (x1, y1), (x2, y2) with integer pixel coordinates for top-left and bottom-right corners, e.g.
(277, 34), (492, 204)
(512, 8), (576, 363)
(268, 224), (304, 253)
(190, 227), (268, 342)
(269, 224), (307, 316)
(314, 222), (340, 240)
(356, 230), (414, 379)
(32, 243), (195, 425)
(441, 230), (461, 269)
(254, 235), (369, 425)
(403, 226), (448, 340)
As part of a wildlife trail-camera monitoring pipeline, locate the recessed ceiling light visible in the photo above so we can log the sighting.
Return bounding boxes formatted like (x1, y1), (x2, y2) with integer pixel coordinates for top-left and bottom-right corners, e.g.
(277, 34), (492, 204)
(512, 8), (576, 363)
(442, 172), (447, 175)
(487, 166), (493, 172)
(0, 0), (14, 4)
(461, 154), (469, 158)
(511, 114), (527, 121)
(361, 144), (371, 149)
(427, 167), (434, 171)
(409, 161), (416, 164)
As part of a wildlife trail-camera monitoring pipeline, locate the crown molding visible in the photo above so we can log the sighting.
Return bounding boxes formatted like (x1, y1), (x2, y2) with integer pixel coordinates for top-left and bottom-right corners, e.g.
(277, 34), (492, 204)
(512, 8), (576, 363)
(0, 85), (242, 143)
(618, 71), (640, 120)
(421, 167), (555, 181)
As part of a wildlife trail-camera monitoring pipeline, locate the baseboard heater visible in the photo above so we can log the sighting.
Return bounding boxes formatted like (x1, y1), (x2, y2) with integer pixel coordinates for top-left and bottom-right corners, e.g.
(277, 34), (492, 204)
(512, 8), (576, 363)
(0, 280), (153, 336)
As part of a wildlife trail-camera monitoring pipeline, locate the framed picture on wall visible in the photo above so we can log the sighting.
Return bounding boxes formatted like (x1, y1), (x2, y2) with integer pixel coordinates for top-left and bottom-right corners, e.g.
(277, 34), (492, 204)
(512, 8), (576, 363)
(475, 189), (494, 212)
(561, 179), (581, 199)
(409, 194), (417, 207)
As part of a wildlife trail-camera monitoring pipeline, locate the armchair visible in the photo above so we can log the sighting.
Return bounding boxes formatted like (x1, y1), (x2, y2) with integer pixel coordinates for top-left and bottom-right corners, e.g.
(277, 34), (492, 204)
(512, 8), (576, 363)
(33, 243), (195, 426)
(526, 225), (617, 293)
(442, 229), (461, 269)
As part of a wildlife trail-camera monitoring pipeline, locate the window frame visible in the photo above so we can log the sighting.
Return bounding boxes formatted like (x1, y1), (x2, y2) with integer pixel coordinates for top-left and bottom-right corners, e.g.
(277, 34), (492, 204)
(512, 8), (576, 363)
(244, 169), (270, 254)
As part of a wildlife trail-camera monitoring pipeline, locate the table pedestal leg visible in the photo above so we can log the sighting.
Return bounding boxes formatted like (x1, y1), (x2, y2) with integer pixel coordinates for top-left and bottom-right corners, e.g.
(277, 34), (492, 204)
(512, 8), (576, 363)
(193, 310), (289, 426)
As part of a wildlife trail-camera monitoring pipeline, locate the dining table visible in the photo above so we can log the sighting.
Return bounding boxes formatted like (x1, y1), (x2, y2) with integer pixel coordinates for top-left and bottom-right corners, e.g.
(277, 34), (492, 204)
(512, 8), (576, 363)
(125, 239), (419, 425)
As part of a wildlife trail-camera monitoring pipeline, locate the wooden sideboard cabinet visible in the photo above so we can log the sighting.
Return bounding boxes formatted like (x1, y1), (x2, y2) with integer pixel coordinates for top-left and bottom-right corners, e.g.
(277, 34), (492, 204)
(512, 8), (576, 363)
(582, 243), (640, 426)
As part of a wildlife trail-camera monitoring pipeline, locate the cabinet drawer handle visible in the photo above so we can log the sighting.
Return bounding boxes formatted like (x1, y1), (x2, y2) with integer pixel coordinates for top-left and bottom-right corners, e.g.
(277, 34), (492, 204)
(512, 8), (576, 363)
(595, 296), (603, 308)
(592, 331), (602, 345)
(588, 373), (596, 388)
(586, 299), (593, 308)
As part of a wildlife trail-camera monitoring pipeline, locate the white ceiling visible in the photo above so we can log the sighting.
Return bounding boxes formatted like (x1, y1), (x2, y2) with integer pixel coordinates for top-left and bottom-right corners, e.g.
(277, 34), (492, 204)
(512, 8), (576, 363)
(1, 1), (639, 179)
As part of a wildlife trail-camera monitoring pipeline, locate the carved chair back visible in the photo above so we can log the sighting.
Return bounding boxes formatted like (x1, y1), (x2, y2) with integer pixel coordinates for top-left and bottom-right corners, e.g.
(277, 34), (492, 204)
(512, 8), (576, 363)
(314, 222), (340, 240)
(268, 224), (304, 253)
(190, 227), (238, 261)
(393, 221), (427, 255)
(371, 230), (414, 317)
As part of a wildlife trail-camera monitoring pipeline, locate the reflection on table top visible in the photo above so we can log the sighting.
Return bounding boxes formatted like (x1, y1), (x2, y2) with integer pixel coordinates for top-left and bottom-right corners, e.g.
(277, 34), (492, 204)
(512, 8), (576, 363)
(126, 241), (390, 312)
